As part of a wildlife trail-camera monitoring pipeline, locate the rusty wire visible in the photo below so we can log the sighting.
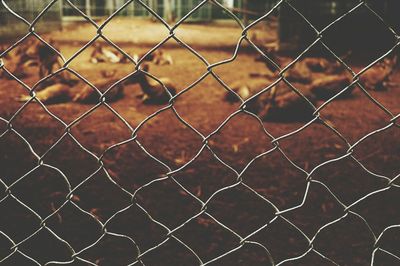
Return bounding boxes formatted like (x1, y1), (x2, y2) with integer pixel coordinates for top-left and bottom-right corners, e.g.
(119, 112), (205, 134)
(0, 0), (399, 265)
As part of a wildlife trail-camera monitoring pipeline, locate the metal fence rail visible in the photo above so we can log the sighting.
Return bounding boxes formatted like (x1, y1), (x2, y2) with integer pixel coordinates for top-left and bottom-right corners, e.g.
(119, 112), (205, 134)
(0, 0), (399, 265)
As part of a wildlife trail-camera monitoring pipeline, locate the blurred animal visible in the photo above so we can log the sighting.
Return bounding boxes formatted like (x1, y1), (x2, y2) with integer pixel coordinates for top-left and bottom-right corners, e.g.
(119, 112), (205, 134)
(285, 60), (313, 84)
(228, 52), (361, 121)
(17, 77), (124, 105)
(128, 63), (176, 104)
(17, 84), (71, 104)
(6, 39), (39, 79)
(37, 39), (64, 78)
(360, 55), (397, 91)
(118, 52), (135, 64)
(285, 58), (344, 84)
(310, 74), (353, 100)
(134, 49), (173, 65)
(224, 78), (272, 103)
(256, 55), (344, 83)
(11, 56), (38, 79)
(0, 44), (11, 60)
(153, 49), (173, 65)
(302, 57), (343, 74)
(260, 86), (316, 121)
(3, 38), (66, 80)
(254, 46), (280, 74)
(225, 76), (317, 121)
(73, 78), (125, 104)
(35, 40), (78, 90)
(100, 69), (117, 78)
(90, 42), (121, 64)
(14, 38), (38, 57)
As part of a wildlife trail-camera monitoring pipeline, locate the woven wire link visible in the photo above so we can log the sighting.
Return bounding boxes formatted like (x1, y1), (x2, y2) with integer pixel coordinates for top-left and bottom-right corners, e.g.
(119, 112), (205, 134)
(0, 0), (399, 265)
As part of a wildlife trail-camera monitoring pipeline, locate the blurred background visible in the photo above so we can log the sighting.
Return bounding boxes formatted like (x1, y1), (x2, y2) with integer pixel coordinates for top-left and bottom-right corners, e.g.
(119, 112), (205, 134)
(0, 1), (399, 265)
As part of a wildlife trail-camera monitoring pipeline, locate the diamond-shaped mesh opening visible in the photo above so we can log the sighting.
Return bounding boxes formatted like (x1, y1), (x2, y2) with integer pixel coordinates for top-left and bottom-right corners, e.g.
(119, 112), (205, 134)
(0, 131), (37, 186)
(42, 134), (100, 188)
(70, 105), (132, 155)
(313, 213), (375, 266)
(174, 214), (240, 262)
(45, 202), (102, 251)
(249, 216), (310, 263)
(375, 228), (400, 260)
(351, 123), (399, 178)
(101, 139), (168, 191)
(283, 182), (344, 237)
(207, 112), (274, 170)
(351, 188), (400, 235)
(312, 156), (389, 205)
(318, 86), (394, 143)
(17, 227), (73, 265)
(9, 165), (70, 218)
(173, 149), (237, 201)
(106, 204), (167, 252)
(206, 184), (277, 236)
(0, 196), (40, 243)
(241, 149), (308, 210)
(1, 0), (400, 264)
(71, 170), (131, 222)
(10, 103), (65, 155)
(140, 237), (201, 266)
(206, 243), (274, 266)
(135, 108), (204, 168)
(135, 178), (202, 228)
(77, 233), (140, 265)
(277, 121), (348, 171)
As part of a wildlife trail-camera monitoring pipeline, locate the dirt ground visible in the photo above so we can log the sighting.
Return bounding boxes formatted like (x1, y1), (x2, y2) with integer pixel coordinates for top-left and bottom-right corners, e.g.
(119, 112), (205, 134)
(0, 20), (399, 266)
(6, 17), (277, 51)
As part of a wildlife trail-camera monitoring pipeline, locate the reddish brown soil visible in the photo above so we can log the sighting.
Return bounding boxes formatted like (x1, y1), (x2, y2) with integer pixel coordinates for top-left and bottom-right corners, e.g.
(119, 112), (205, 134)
(0, 40), (399, 266)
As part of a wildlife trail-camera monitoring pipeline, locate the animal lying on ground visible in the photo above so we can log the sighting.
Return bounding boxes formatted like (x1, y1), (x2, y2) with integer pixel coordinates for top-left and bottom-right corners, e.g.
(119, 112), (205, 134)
(16, 63), (177, 105)
(237, 55), (397, 121)
(284, 58), (344, 84)
(224, 74), (317, 121)
(36, 39), (64, 79)
(248, 81), (317, 121)
(3, 38), (69, 81)
(359, 55), (397, 91)
(225, 71), (351, 121)
(10, 59), (39, 79)
(309, 74), (353, 100)
(127, 63), (176, 104)
(0, 44), (11, 60)
(5, 40), (39, 79)
(17, 78), (125, 104)
(259, 85), (317, 122)
(134, 49), (173, 65)
(90, 43), (121, 64)
(224, 78), (273, 103)
(17, 84), (71, 104)
(72, 78), (125, 104)
(228, 53), (399, 122)
(256, 52), (346, 80)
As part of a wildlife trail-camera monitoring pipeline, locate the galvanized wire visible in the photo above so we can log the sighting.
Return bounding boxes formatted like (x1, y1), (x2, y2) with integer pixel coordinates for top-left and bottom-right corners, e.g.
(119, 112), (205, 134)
(0, 0), (399, 265)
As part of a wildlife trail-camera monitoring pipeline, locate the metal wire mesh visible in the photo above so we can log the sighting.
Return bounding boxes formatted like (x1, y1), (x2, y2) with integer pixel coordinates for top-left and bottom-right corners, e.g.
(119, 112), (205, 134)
(0, 0), (399, 265)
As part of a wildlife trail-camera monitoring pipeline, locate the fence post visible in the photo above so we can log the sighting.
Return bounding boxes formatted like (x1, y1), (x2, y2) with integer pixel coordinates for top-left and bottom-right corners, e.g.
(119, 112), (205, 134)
(163, 0), (173, 23)
(85, 0), (91, 17)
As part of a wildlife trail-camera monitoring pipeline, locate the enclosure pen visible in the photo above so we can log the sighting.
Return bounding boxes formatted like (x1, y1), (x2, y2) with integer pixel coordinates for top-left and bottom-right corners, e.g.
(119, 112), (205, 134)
(0, 0), (399, 265)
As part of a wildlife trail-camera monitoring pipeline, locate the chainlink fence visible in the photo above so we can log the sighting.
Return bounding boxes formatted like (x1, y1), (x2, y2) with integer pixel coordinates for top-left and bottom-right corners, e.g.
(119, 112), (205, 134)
(0, 0), (399, 265)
